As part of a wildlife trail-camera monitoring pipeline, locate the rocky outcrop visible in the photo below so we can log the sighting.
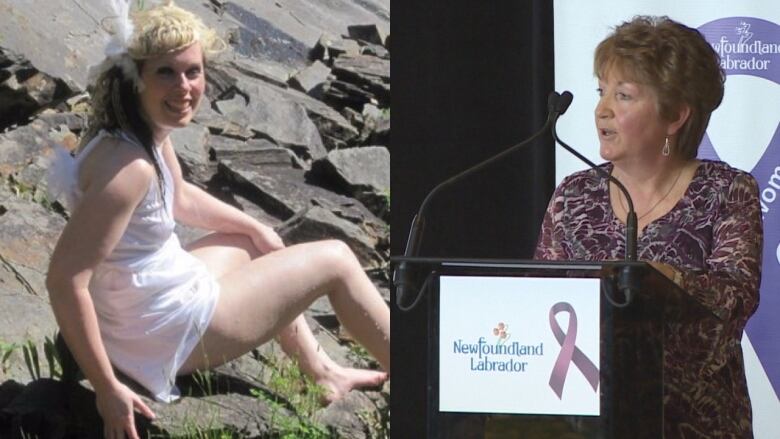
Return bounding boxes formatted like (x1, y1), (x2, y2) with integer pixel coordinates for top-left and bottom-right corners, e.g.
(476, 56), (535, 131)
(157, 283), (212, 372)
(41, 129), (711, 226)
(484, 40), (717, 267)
(0, 0), (389, 436)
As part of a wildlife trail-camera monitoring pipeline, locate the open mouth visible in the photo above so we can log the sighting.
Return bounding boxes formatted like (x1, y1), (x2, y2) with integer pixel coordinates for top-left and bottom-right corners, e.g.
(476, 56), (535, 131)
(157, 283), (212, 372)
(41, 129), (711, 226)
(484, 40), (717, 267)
(599, 128), (616, 138)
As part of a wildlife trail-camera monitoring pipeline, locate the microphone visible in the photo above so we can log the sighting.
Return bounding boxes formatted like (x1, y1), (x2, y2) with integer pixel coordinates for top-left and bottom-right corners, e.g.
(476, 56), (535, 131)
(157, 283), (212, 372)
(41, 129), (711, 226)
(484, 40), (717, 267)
(393, 92), (565, 311)
(550, 91), (639, 305)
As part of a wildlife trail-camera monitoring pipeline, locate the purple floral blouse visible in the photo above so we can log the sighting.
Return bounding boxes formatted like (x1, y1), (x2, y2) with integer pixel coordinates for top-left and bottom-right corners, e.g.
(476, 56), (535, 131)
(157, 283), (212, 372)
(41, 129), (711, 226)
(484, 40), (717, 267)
(535, 160), (763, 438)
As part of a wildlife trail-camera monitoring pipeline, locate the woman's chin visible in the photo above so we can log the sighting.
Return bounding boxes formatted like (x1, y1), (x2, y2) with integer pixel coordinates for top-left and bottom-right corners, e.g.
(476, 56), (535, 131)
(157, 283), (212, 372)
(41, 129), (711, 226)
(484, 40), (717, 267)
(599, 146), (616, 162)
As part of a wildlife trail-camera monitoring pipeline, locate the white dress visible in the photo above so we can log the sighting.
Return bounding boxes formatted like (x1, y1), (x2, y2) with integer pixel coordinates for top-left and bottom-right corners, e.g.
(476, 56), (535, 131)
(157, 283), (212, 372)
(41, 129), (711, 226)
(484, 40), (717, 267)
(48, 130), (220, 402)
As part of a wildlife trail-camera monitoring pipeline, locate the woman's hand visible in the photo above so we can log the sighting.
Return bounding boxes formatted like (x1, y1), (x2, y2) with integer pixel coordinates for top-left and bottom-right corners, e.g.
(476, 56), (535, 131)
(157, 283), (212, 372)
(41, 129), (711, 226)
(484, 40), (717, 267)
(250, 223), (285, 254)
(96, 381), (156, 439)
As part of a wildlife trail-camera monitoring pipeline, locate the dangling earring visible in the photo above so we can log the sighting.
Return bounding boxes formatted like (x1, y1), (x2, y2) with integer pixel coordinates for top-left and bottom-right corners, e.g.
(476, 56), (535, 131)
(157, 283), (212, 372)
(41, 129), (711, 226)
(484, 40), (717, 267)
(662, 137), (670, 156)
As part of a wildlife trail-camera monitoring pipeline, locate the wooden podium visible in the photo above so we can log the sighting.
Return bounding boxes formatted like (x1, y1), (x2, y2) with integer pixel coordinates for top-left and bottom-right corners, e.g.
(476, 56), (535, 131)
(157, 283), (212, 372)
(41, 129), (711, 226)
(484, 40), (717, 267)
(393, 257), (711, 439)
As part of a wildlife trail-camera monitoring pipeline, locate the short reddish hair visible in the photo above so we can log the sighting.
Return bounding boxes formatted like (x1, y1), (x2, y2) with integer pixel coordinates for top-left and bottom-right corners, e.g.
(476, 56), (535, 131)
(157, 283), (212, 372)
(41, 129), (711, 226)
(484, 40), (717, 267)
(594, 16), (724, 160)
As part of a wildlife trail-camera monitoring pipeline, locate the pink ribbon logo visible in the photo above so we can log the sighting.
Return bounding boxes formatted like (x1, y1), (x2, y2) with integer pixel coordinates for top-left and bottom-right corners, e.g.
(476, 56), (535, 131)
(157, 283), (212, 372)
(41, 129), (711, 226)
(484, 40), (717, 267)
(548, 302), (600, 399)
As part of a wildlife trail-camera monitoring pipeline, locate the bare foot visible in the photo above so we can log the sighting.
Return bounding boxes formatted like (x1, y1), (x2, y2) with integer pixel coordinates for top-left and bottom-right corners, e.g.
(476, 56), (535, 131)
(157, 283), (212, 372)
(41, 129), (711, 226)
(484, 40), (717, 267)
(316, 365), (388, 404)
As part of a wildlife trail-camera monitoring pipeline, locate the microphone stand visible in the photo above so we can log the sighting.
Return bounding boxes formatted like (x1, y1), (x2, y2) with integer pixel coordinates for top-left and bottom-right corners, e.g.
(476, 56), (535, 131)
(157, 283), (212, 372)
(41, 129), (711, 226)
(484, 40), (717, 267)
(550, 91), (639, 306)
(393, 92), (566, 311)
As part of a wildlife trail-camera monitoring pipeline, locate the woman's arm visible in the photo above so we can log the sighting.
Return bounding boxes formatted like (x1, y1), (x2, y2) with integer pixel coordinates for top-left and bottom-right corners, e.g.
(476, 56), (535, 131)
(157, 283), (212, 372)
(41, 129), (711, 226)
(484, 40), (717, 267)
(46, 145), (156, 438)
(160, 138), (283, 252)
(676, 173), (762, 322)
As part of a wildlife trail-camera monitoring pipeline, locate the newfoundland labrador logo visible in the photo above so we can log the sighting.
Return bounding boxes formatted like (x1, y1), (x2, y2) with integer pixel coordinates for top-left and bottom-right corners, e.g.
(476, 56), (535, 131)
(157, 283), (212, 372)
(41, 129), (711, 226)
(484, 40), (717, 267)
(452, 322), (543, 372)
(701, 17), (779, 82)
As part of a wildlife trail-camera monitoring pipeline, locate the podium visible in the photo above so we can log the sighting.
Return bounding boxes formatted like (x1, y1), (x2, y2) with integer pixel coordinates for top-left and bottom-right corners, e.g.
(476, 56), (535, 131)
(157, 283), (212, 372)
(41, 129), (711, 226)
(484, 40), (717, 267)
(394, 257), (712, 439)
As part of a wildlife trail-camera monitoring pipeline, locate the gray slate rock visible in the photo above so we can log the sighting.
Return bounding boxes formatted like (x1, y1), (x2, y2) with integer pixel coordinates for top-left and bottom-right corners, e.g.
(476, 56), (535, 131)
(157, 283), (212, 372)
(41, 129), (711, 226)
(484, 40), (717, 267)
(313, 33), (361, 62)
(348, 24), (386, 46)
(330, 54), (390, 107)
(213, 83), (328, 162)
(0, 185), (64, 298)
(218, 0), (388, 66)
(362, 103), (390, 146)
(310, 146), (389, 221)
(209, 135), (305, 170)
(170, 122), (212, 182)
(279, 205), (384, 269)
(289, 60), (332, 99)
(360, 42), (390, 59)
(317, 390), (388, 439)
(208, 62), (359, 151)
(0, 47), (74, 132)
(311, 146), (390, 201)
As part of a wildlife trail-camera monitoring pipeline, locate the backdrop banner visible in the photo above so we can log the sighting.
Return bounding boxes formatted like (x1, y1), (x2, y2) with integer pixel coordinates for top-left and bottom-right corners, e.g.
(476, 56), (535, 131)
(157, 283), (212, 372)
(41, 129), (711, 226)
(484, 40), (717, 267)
(554, 1), (780, 437)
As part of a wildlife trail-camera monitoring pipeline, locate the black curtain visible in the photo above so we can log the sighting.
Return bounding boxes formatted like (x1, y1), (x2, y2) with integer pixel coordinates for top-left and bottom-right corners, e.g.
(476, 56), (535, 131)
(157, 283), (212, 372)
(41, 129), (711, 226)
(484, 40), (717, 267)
(391, 1), (555, 437)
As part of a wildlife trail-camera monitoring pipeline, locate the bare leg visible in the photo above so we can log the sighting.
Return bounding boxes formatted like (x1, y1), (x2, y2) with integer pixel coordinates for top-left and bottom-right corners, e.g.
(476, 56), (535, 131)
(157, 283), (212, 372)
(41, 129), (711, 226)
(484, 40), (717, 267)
(177, 233), (390, 400)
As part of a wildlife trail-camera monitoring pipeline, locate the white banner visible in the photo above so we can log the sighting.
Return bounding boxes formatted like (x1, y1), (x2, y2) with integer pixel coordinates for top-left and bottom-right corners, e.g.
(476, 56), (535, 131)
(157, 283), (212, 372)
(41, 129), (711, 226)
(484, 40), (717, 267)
(439, 276), (600, 415)
(554, 2), (780, 437)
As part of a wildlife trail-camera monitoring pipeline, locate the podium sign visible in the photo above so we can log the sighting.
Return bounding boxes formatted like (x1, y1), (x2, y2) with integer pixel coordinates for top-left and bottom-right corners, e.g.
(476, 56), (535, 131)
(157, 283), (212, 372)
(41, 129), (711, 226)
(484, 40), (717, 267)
(439, 276), (601, 416)
(394, 257), (705, 438)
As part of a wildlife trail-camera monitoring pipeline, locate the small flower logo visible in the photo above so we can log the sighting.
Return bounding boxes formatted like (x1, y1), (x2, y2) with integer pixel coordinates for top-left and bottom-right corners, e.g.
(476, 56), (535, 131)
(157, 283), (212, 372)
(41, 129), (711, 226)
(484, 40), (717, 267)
(492, 322), (511, 345)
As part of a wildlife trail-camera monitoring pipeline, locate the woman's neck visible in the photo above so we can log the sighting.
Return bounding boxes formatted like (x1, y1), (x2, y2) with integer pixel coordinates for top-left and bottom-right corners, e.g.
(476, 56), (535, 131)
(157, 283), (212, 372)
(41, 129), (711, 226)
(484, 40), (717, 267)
(611, 156), (689, 196)
(151, 127), (170, 147)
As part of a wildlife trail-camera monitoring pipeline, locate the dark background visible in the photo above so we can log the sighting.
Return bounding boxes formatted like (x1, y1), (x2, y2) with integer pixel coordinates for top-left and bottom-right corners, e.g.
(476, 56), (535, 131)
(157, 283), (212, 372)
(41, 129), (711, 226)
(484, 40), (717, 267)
(391, 1), (556, 437)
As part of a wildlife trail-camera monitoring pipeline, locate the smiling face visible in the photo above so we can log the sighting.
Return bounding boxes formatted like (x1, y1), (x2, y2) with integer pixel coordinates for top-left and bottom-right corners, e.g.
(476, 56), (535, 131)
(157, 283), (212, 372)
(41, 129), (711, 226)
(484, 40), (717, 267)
(138, 42), (205, 142)
(595, 69), (670, 164)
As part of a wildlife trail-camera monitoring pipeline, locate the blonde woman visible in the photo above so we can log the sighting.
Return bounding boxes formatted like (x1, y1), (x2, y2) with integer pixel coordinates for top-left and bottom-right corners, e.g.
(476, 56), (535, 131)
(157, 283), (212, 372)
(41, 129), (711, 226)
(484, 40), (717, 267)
(46, 2), (389, 437)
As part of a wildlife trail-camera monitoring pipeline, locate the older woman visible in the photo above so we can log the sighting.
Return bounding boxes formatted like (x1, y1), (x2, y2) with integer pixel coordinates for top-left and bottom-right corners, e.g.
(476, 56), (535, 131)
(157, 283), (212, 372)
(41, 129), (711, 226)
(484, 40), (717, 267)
(535, 16), (762, 437)
(46, 2), (389, 438)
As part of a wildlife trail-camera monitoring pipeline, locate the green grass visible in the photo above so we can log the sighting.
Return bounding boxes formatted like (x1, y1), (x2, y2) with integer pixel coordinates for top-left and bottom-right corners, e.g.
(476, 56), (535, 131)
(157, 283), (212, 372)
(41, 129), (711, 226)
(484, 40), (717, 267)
(0, 340), (20, 374)
(6, 175), (57, 211)
(251, 355), (332, 439)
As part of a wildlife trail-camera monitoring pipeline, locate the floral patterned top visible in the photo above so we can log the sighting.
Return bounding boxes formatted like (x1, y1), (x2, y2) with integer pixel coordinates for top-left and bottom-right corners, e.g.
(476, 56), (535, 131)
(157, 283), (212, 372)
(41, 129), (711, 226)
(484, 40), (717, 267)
(535, 160), (762, 438)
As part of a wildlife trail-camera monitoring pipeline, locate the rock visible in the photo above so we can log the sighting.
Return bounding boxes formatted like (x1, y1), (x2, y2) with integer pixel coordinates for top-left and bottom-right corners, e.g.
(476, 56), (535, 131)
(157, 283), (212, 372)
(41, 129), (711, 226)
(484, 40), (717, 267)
(0, 46), (75, 131)
(35, 112), (88, 136)
(360, 42), (390, 59)
(228, 57), (292, 90)
(313, 33), (361, 62)
(0, 119), (55, 182)
(288, 60), (331, 99)
(149, 393), (276, 437)
(278, 85), (360, 151)
(197, 93), (256, 141)
(217, 157), (384, 227)
(324, 79), (379, 111)
(0, 1), (107, 92)
(335, 54), (390, 82)
(208, 61), (359, 151)
(316, 390), (388, 439)
(362, 103), (390, 146)
(310, 146), (390, 221)
(0, 293), (59, 383)
(218, 0), (388, 66)
(279, 205), (384, 268)
(209, 135), (304, 169)
(170, 122), (211, 182)
(348, 24), (386, 46)
(213, 82), (328, 163)
(0, 185), (65, 298)
(325, 55), (390, 110)
(341, 106), (365, 132)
